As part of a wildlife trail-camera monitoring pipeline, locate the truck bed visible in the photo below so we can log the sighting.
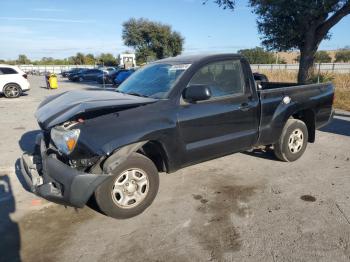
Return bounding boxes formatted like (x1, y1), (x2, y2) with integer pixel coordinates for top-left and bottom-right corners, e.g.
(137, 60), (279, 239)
(260, 81), (303, 90)
(256, 81), (334, 146)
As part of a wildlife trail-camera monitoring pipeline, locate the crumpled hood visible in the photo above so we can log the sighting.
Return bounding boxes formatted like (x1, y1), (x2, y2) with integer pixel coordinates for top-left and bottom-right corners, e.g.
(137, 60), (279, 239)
(35, 89), (157, 129)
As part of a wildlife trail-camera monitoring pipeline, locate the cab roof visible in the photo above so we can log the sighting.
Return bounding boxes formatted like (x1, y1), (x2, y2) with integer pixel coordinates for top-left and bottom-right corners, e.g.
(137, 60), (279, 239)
(154, 53), (243, 64)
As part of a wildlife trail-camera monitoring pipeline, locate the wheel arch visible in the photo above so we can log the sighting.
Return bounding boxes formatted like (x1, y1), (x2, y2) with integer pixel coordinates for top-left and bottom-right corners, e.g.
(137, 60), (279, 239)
(258, 102), (316, 145)
(137, 140), (170, 173)
(292, 109), (316, 143)
(102, 140), (170, 174)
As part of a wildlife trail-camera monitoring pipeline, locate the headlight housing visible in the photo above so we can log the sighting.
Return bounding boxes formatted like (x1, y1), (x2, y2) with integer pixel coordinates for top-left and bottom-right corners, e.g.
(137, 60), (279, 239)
(51, 127), (80, 155)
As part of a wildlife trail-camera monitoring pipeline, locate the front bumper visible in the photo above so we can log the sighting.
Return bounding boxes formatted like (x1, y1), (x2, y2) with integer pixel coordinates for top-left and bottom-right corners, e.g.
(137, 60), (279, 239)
(20, 133), (108, 208)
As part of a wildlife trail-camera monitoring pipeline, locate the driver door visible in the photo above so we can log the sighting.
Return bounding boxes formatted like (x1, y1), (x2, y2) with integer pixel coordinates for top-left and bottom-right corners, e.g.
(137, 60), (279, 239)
(177, 59), (259, 166)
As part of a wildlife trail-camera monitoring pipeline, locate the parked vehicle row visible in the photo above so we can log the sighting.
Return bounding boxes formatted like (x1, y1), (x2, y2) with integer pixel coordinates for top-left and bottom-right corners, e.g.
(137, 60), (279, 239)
(61, 68), (86, 77)
(68, 69), (107, 82)
(63, 66), (136, 86)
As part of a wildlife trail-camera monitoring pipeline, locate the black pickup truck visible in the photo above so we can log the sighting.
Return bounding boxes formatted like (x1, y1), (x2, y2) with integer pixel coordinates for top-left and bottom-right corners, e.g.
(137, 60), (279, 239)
(21, 54), (334, 219)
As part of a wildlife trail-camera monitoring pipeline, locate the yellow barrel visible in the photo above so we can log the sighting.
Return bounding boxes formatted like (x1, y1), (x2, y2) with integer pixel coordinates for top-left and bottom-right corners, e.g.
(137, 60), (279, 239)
(48, 74), (58, 89)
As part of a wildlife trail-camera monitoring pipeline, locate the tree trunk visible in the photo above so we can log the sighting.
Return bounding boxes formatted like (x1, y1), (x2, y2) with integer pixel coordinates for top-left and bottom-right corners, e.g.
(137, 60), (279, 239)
(298, 47), (316, 84)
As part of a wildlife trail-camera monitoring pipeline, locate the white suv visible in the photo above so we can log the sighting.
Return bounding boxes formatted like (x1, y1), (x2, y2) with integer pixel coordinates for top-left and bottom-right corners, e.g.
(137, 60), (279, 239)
(0, 65), (30, 98)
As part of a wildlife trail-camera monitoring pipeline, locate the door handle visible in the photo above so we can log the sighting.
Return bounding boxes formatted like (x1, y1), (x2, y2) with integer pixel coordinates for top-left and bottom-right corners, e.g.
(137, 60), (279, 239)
(239, 102), (251, 111)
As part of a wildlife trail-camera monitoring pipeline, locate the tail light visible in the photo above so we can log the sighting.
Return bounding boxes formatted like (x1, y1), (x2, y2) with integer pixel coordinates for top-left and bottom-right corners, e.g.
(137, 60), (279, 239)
(22, 74), (28, 79)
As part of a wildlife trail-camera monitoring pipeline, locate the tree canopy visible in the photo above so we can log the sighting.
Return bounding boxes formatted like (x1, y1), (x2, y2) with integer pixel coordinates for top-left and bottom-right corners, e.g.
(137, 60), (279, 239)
(1, 53), (118, 66)
(122, 18), (184, 63)
(238, 47), (285, 64)
(97, 53), (117, 66)
(211, 0), (350, 83)
(17, 54), (31, 65)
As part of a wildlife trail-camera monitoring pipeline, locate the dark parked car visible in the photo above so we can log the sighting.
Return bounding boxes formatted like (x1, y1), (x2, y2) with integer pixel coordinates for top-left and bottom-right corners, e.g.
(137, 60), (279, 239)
(253, 72), (269, 85)
(61, 68), (84, 78)
(69, 69), (107, 82)
(96, 69), (122, 85)
(21, 54), (334, 219)
(67, 69), (89, 81)
(113, 69), (135, 86)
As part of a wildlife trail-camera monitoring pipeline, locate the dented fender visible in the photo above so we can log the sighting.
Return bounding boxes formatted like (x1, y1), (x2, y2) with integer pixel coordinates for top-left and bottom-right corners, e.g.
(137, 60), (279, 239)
(102, 141), (147, 173)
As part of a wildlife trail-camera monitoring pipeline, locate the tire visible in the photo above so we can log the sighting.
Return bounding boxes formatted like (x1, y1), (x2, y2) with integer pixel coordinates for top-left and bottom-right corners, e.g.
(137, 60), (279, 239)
(78, 77), (83, 82)
(95, 153), (159, 219)
(273, 119), (308, 162)
(3, 84), (22, 98)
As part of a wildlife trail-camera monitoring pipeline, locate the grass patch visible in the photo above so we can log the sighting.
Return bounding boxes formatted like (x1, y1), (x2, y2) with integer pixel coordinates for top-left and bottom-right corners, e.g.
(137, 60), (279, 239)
(334, 89), (350, 111)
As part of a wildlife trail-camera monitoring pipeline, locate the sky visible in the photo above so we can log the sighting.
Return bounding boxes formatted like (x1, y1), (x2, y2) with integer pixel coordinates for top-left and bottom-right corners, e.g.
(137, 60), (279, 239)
(0, 0), (350, 60)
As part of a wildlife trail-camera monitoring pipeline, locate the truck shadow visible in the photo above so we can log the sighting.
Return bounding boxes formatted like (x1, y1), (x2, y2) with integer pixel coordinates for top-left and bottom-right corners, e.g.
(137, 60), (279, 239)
(319, 117), (350, 137)
(0, 175), (21, 262)
(18, 130), (41, 154)
(242, 148), (278, 161)
(245, 115), (350, 161)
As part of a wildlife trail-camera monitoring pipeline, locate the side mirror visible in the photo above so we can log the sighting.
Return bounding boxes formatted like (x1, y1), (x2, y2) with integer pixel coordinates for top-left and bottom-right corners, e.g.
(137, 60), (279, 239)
(183, 85), (212, 103)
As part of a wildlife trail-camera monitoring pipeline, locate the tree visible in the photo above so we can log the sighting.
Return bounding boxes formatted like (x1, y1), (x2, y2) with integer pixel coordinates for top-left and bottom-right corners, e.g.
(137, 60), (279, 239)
(211, 0), (350, 83)
(84, 54), (96, 65)
(70, 53), (86, 65)
(335, 49), (350, 62)
(238, 47), (284, 64)
(315, 51), (332, 63)
(122, 18), (184, 63)
(35, 57), (56, 65)
(97, 53), (117, 66)
(17, 54), (31, 64)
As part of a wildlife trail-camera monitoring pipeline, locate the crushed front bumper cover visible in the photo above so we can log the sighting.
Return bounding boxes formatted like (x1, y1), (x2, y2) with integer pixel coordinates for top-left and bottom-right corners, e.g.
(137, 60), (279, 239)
(20, 133), (108, 208)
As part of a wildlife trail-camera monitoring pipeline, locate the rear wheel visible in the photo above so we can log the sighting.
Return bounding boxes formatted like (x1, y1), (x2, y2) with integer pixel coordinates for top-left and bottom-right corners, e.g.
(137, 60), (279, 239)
(3, 84), (22, 98)
(94, 153), (159, 219)
(273, 119), (308, 162)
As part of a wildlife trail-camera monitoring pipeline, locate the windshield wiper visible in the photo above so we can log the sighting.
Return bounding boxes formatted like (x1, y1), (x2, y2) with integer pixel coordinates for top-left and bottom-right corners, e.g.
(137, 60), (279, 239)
(126, 92), (149, 98)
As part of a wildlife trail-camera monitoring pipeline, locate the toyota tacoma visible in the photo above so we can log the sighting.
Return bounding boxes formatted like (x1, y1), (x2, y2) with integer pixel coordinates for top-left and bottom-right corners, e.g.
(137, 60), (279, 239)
(21, 54), (334, 219)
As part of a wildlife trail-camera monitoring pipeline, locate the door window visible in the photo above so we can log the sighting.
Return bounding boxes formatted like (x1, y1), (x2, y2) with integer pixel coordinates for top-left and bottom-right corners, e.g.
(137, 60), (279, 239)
(0, 67), (18, 75)
(188, 60), (245, 98)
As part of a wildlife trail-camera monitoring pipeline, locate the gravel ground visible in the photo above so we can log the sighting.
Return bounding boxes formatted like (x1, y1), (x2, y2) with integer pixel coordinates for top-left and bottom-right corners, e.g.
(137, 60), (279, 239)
(0, 76), (350, 262)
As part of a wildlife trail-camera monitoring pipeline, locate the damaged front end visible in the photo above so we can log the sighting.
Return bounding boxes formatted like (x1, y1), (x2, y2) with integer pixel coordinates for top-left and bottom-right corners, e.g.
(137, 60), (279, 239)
(20, 89), (158, 207)
(20, 124), (108, 208)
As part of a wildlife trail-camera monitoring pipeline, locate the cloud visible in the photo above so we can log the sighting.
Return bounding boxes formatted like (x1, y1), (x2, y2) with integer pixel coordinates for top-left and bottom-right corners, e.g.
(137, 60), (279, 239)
(0, 34), (125, 59)
(0, 25), (33, 34)
(0, 17), (94, 24)
(31, 8), (67, 12)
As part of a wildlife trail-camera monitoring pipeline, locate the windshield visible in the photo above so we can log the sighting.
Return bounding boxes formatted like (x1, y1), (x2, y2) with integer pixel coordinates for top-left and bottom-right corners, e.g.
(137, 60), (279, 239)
(117, 63), (190, 99)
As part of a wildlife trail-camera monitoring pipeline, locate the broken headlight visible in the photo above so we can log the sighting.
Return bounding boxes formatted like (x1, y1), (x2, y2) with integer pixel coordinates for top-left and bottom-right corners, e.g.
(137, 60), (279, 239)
(51, 127), (80, 155)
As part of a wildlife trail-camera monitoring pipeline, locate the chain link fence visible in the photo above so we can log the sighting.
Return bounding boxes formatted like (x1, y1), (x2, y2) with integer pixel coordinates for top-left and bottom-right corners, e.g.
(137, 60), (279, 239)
(17, 63), (350, 75)
(251, 63), (350, 73)
(18, 65), (95, 75)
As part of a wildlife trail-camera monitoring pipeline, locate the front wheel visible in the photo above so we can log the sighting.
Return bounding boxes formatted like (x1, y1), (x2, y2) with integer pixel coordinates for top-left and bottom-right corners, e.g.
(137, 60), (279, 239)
(273, 119), (308, 162)
(95, 153), (159, 219)
(3, 84), (22, 98)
